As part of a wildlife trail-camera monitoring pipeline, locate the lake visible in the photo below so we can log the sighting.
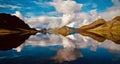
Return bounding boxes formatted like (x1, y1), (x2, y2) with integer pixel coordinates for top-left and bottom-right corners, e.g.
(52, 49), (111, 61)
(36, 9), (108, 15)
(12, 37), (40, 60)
(0, 33), (120, 64)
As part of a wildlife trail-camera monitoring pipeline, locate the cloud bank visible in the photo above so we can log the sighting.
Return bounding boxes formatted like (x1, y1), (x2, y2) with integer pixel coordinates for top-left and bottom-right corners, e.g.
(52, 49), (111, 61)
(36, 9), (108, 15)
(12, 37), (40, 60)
(12, 0), (120, 29)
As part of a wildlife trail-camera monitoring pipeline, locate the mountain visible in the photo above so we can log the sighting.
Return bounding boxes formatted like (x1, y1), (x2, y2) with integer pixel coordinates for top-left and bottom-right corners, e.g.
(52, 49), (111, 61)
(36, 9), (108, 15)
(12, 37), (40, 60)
(0, 13), (38, 35)
(0, 13), (31, 30)
(48, 26), (73, 36)
(77, 19), (106, 30)
(86, 16), (120, 31)
(76, 16), (120, 44)
(106, 16), (120, 30)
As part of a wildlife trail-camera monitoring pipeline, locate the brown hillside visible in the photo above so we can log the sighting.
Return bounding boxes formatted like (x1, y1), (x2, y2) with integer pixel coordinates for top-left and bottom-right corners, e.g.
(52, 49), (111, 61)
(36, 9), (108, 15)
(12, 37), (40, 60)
(48, 26), (73, 36)
(78, 19), (106, 30)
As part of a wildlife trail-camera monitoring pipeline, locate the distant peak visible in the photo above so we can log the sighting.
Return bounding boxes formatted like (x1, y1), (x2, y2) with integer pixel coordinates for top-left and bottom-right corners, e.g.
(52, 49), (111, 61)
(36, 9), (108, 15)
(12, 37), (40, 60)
(12, 11), (24, 21)
(96, 18), (105, 21)
(112, 16), (120, 20)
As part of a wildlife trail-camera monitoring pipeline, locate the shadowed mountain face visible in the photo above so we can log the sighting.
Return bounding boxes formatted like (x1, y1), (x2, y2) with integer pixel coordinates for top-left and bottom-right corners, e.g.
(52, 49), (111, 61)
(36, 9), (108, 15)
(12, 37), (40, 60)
(0, 33), (32, 51)
(0, 13), (38, 50)
(0, 13), (31, 30)
(76, 16), (120, 44)
(0, 13), (37, 50)
(0, 13), (38, 35)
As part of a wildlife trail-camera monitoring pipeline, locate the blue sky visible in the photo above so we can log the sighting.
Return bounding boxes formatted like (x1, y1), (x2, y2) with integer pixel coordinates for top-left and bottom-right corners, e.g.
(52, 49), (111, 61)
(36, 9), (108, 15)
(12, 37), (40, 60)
(0, 0), (120, 28)
(76, 0), (114, 12)
(0, 0), (114, 17)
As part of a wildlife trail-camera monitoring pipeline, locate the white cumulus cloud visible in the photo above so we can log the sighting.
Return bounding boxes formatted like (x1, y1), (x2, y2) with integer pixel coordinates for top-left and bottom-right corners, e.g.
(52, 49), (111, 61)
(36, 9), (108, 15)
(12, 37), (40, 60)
(50, 0), (83, 14)
(12, 0), (120, 29)
(50, 0), (83, 28)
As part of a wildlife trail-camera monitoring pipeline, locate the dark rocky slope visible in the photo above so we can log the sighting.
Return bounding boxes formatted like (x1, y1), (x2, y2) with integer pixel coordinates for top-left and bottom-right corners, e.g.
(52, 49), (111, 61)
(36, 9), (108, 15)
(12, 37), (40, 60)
(0, 13), (30, 30)
(0, 13), (38, 35)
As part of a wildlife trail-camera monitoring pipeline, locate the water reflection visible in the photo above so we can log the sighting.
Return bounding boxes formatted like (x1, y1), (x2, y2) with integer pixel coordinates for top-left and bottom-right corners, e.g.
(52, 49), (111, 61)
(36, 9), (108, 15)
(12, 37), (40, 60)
(0, 32), (120, 64)
(53, 48), (83, 63)
(26, 33), (120, 63)
(0, 33), (33, 51)
(78, 30), (120, 44)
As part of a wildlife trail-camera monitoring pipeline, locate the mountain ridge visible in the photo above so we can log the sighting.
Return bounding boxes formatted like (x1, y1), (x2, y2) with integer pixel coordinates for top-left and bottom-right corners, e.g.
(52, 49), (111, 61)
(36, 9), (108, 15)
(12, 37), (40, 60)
(76, 16), (120, 44)
(0, 13), (38, 35)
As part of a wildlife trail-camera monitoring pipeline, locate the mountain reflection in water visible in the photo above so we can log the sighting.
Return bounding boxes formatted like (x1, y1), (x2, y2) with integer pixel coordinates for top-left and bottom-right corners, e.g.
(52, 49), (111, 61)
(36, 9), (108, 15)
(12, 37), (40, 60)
(0, 33), (120, 64)
(0, 33), (32, 51)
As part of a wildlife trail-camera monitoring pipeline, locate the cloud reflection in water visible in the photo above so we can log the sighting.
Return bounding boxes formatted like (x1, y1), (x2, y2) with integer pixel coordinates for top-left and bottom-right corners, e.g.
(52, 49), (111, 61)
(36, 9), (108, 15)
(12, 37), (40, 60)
(19, 33), (120, 62)
(0, 32), (120, 63)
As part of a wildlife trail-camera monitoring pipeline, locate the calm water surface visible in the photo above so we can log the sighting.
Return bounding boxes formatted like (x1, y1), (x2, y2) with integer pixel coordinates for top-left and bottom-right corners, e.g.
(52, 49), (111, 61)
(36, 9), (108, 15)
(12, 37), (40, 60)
(0, 33), (120, 64)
